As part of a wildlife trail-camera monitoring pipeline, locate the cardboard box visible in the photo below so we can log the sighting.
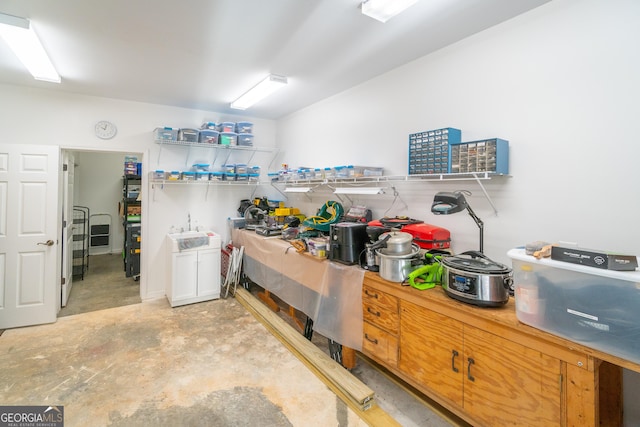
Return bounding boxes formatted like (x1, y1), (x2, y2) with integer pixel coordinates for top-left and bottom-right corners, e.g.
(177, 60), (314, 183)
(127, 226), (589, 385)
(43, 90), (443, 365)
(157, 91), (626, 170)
(551, 246), (638, 271)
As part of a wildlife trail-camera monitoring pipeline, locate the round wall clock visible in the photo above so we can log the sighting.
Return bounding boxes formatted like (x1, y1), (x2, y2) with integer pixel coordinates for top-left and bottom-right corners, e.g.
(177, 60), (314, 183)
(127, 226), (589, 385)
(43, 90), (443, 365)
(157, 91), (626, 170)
(95, 120), (117, 139)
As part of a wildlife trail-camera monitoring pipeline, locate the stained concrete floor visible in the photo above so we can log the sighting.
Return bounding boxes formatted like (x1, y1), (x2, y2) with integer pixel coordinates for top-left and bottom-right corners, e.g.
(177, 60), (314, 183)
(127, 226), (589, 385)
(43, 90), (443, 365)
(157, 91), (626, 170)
(1, 254), (458, 426)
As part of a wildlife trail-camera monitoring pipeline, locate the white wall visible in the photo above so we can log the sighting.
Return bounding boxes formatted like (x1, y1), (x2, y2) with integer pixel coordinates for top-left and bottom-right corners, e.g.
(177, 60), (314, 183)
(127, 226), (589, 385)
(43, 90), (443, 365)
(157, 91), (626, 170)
(274, 0), (640, 422)
(0, 84), (278, 301)
(277, 0), (640, 264)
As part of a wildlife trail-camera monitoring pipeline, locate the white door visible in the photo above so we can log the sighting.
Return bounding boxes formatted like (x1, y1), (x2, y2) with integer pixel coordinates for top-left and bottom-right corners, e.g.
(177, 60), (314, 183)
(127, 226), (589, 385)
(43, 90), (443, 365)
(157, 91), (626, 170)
(61, 152), (74, 306)
(0, 143), (60, 329)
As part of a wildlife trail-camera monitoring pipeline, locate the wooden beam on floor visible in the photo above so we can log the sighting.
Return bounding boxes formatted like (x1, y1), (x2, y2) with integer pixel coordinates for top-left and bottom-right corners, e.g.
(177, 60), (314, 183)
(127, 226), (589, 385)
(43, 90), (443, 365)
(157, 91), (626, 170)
(235, 288), (400, 427)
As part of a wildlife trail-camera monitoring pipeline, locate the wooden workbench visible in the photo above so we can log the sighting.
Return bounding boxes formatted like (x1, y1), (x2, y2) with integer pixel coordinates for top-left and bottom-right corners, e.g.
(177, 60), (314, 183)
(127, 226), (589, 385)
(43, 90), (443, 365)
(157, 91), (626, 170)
(362, 271), (635, 426)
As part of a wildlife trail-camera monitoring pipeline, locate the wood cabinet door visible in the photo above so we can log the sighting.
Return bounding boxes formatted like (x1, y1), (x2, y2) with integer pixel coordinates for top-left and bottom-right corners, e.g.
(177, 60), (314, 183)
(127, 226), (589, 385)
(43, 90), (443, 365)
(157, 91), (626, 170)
(399, 300), (464, 407)
(462, 325), (562, 426)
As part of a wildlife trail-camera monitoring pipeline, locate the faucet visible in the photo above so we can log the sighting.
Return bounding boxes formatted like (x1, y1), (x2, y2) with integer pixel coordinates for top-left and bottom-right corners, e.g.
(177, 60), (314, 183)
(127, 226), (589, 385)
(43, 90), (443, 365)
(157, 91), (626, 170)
(188, 212), (191, 231)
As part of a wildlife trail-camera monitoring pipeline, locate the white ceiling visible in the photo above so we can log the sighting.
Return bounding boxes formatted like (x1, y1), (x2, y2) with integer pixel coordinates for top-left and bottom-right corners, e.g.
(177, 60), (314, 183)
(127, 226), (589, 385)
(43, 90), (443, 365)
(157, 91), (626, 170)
(0, 0), (549, 120)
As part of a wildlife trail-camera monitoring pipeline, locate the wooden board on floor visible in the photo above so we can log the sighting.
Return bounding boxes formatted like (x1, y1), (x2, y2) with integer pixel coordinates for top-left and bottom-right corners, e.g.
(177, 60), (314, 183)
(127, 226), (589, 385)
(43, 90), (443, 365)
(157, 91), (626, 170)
(235, 288), (399, 427)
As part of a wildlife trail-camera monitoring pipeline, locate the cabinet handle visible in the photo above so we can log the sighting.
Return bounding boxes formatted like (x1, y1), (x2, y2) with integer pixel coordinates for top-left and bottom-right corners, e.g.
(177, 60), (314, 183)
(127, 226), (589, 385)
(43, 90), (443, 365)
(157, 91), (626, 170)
(364, 289), (379, 299)
(366, 307), (381, 317)
(451, 350), (459, 373)
(364, 333), (378, 344)
(467, 357), (475, 382)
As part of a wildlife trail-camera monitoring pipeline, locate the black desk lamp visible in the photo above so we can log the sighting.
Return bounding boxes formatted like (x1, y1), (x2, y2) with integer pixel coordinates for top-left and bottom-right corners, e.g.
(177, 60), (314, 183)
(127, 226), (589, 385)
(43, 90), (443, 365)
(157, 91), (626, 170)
(431, 190), (484, 253)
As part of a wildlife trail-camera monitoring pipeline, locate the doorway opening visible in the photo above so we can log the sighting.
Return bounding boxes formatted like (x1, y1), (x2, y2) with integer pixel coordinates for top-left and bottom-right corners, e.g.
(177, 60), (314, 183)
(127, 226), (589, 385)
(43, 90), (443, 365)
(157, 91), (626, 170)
(59, 149), (143, 317)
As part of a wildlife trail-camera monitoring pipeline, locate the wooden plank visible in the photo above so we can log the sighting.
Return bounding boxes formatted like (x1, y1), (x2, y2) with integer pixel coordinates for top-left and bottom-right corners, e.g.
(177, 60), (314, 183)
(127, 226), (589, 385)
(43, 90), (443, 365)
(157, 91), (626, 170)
(235, 288), (384, 418)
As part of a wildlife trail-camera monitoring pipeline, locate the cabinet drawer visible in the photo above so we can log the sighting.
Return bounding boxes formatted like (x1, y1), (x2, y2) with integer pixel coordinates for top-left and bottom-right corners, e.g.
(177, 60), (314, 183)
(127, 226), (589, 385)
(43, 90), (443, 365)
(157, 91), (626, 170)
(362, 285), (398, 312)
(363, 300), (399, 334)
(363, 322), (398, 366)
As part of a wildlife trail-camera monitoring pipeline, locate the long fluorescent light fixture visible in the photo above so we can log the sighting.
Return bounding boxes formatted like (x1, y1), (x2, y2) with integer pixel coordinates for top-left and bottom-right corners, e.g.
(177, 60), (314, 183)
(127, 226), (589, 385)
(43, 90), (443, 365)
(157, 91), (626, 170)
(230, 74), (287, 110)
(334, 187), (384, 195)
(0, 13), (60, 83)
(284, 187), (312, 193)
(361, 0), (418, 23)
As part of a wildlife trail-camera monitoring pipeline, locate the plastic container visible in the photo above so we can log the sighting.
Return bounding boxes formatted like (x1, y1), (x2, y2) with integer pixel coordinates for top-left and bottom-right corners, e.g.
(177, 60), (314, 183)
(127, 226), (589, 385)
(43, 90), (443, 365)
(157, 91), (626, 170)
(324, 167), (335, 179)
(235, 164), (248, 174)
(218, 122), (236, 133)
(248, 173), (260, 182)
(235, 121), (254, 133)
(178, 128), (199, 143)
(224, 172), (236, 181)
(168, 171), (181, 181)
(222, 164), (236, 175)
(181, 171), (195, 181)
(195, 171), (210, 181)
(154, 127), (178, 141)
(236, 173), (249, 181)
(199, 129), (219, 144)
(507, 248), (640, 364)
(152, 170), (167, 180)
(200, 121), (217, 130)
(237, 133), (254, 146)
(353, 166), (384, 177)
(313, 168), (323, 179)
(192, 163), (210, 172)
(334, 166), (348, 178)
(210, 171), (224, 181)
(219, 132), (237, 146)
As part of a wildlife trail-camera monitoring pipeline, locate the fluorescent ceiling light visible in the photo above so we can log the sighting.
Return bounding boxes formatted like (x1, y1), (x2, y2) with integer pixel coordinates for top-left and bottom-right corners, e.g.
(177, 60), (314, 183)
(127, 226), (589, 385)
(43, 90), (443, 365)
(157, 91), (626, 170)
(231, 74), (287, 110)
(334, 187), (384, 195)
(0, 13), (60, 83)
(361, 0), (418, 23)
(284, 187), (312, 193)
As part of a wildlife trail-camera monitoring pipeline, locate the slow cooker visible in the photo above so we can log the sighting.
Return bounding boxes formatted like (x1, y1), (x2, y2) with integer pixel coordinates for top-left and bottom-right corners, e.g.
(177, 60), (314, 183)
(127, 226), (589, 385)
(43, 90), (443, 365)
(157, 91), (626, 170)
(440, 251), (513, 307)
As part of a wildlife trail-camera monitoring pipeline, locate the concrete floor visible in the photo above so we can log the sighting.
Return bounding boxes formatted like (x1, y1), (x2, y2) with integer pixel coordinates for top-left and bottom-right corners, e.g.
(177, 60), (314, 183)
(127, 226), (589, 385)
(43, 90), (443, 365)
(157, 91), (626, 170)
(0, 254), (457, 426)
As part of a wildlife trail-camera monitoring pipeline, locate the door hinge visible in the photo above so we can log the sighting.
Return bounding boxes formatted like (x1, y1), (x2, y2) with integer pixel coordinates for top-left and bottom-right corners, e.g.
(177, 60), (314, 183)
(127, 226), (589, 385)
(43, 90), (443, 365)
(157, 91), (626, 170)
(63, 163), (68, 171)
(61, 277), (66, 285)
(62, 220), (67, 228)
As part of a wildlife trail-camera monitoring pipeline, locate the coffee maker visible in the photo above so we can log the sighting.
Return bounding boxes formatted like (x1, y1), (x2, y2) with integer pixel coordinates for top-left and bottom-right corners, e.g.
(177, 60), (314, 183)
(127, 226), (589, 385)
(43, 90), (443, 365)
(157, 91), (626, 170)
(329, 222), (368, 265)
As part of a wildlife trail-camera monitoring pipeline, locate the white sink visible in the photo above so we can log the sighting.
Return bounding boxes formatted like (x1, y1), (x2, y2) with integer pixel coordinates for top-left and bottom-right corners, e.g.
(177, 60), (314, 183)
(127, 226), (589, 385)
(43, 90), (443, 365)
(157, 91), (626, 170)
(167, 230), (221, 252)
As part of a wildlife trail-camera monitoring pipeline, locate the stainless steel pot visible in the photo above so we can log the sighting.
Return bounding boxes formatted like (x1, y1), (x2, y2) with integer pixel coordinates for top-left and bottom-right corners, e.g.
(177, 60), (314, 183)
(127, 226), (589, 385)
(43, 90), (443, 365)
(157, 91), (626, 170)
(378, 231), (414, 255)
(377, 244), (421, 282)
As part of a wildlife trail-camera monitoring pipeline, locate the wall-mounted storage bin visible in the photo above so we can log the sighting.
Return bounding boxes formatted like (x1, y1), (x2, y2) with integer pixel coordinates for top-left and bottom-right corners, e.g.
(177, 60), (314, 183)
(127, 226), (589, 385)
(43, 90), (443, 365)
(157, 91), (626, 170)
(219, 132), (237, 146)
(154, 127), (178, 141)
(449, 138), (509, 174)
(236, 122), (253, 133)
(237, 133), (254, 146)
(408, 127), (461, 175)
(178, 128), (199, 143)
(199, 129), (219, 144)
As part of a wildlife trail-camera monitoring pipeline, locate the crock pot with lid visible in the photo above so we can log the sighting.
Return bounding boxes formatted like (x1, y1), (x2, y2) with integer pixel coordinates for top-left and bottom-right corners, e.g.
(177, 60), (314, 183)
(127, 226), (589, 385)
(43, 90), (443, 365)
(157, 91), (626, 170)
(440, 251), (513, 307)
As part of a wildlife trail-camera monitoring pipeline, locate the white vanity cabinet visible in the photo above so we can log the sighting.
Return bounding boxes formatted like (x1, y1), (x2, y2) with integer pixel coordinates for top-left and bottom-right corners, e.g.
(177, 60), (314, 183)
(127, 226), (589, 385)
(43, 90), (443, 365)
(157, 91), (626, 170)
(166, 232), (221, 307)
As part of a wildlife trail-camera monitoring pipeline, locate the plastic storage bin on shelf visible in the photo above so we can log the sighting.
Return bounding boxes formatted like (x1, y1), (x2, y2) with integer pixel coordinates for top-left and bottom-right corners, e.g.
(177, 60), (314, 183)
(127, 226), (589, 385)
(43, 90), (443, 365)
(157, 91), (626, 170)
(219, 132), (237, 146)
(218, 122), (236, 132)
(199, 129), (219, 144)
(178, 128), (199, 143)
(168, 171), (180, 181)
(235, 122), (253, 133)
(154, 127), (178, 141)
(507, 248), (640, 364)
(196, 172), (210, 181)
(237, 133), (254, 146)
(211, 172), (224, 181)
(181, 171), (195, 181)
(353, 166), (384, 177)
(192, 164), (210, 172)
(153, 170), (167, 180)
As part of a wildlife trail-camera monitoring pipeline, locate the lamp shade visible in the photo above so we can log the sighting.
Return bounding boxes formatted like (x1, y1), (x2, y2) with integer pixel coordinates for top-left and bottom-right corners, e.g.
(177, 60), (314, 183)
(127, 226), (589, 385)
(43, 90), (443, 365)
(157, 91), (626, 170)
(431, 191), (468, 215)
